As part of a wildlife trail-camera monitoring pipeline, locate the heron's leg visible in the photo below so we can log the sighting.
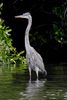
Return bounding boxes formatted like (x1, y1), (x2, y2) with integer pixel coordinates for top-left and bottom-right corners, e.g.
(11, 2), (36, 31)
(35, 67), (39, 80)
(28, 67), (31, 80)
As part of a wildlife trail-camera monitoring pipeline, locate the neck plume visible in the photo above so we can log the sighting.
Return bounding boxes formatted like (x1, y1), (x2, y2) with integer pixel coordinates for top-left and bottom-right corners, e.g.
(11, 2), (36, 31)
(25, 17), (32, 52)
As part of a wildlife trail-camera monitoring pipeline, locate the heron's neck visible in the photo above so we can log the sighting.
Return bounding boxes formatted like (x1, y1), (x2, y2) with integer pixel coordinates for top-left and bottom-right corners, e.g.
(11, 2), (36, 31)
(25, 18), (32, 51)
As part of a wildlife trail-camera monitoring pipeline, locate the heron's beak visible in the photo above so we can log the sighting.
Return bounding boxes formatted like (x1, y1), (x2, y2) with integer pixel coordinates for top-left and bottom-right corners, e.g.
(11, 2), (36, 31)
(15, 15), (25, 18)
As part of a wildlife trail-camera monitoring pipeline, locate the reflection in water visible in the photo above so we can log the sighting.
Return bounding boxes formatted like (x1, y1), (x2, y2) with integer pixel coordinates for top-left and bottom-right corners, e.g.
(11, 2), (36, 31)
(1, 64), (67, 100)
(20, 79), (47, 100)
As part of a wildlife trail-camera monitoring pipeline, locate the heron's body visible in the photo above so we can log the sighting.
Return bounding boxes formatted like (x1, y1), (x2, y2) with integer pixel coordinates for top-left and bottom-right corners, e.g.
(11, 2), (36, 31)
(26, 46), (45, 72)
(15, 12), (47, 80)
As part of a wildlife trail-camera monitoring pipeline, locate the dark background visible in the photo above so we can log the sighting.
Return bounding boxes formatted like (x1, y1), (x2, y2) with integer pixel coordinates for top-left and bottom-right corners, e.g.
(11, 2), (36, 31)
(1, 0), (67, 63)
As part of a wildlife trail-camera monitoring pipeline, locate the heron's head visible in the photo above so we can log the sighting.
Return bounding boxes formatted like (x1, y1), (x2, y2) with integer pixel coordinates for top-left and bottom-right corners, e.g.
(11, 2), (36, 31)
(15, 12), (32, 20)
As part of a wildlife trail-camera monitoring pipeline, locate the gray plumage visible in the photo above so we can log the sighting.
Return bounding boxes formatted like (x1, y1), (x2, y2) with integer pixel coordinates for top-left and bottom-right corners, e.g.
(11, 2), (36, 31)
(15, 12), (47, 80)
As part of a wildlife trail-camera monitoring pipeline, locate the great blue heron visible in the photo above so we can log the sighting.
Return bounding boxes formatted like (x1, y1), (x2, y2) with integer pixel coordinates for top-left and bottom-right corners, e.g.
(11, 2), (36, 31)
(15, 12), (47, 80)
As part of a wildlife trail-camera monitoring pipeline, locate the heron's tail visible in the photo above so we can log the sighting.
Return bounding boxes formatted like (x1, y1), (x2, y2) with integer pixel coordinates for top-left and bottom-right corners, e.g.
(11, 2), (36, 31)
(45, 70), (47, 76)
(43, 69), (47, 76)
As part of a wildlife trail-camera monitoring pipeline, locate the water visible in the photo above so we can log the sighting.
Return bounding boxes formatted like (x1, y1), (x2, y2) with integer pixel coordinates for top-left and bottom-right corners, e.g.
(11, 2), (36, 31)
(0, 63), (67, 100)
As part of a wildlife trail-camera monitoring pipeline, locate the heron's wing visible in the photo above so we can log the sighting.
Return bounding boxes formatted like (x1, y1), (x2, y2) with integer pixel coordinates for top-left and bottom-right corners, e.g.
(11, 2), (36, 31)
(26, 52), (36, 70)
(30, 47), (45, 72)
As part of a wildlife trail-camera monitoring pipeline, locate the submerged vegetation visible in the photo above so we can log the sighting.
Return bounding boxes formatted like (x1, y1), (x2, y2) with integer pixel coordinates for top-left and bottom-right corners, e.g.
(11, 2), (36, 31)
(0, 3), (27, 68)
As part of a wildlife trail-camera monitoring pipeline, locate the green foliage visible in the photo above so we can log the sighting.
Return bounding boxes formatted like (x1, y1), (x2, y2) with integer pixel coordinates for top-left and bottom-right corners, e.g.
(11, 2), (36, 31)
(53, 6), (64, 19)
(0, 3), (3, 15)
(52, 6), (64, 44)
(0, 18), (27, 65)
(0, 3), (27, 66)
(30, 5), (65, 46)
(53, 24), (64, 43)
